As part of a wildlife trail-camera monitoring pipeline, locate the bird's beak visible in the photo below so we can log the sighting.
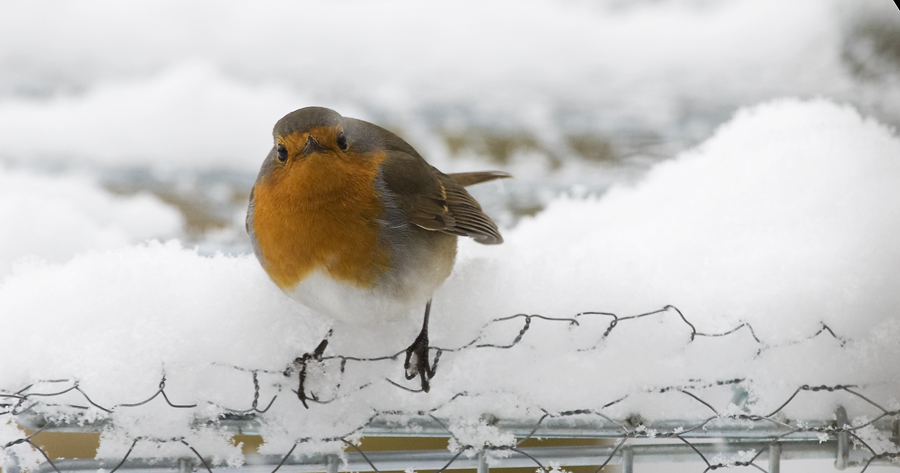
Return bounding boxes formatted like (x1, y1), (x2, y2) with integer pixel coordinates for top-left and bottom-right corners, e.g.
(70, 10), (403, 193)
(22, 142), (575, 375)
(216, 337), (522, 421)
(302, 135), (326, 155)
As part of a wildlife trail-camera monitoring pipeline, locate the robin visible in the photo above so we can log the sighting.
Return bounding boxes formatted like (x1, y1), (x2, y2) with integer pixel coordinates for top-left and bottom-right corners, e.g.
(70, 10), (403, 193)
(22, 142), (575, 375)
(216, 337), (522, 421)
(247, 106), (509, 395)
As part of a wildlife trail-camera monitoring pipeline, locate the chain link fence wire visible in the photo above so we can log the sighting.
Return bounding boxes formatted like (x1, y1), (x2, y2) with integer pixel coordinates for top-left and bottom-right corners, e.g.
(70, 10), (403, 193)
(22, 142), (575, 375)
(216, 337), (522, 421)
(3, 306), (899, 473)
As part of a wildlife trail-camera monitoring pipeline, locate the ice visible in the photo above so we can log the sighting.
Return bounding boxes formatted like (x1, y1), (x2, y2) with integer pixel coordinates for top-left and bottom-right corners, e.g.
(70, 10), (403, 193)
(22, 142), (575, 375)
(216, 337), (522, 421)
(0, 166), (182, 276)
(2, 98), (899, 464)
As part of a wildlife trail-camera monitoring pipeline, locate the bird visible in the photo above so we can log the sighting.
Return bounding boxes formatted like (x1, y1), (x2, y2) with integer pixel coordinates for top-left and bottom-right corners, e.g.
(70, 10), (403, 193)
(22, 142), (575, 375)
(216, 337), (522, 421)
(246, 106), (509, 396)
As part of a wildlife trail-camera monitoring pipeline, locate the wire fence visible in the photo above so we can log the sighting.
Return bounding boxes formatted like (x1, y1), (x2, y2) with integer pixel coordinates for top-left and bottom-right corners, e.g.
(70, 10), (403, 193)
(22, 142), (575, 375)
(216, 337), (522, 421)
(3, 306), (899, 473)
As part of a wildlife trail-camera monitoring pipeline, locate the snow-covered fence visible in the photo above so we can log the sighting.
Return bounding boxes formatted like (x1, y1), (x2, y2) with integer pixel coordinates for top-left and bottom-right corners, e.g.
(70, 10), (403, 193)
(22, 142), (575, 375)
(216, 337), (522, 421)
(8, 408), (900, 473)
(3, 306), (900, 473)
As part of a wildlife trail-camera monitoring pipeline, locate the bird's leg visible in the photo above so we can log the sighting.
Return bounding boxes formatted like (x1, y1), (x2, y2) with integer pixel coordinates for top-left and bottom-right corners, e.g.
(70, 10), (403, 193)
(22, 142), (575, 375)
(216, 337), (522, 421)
(293, 331), (330, 408)
(405, 299), (435, 392)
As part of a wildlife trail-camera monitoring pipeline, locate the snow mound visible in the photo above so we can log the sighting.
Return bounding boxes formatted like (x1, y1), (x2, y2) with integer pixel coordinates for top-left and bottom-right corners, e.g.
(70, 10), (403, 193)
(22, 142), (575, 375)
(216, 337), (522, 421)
(437, 96), (900, 415)
(0, 167), (182, 276)
(449, 98), (900, 341)
(0, 65), (312, 170)
(3, 98), (899, 465)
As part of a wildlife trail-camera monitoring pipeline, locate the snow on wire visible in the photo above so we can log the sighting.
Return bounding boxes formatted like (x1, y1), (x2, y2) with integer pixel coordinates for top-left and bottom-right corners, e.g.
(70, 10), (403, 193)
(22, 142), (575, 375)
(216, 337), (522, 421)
(3, 306), (900, 473)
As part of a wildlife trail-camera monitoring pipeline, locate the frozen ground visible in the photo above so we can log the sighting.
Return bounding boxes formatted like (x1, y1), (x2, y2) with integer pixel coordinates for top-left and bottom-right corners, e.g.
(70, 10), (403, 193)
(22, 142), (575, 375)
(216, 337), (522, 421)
(2, 99), (900, 471)
(2, 0), (900, 471)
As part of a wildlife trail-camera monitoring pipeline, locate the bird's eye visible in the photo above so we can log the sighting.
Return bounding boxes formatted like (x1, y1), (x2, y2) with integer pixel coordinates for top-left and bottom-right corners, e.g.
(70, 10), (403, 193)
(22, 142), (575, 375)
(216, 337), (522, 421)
(276, 144), (288, 162)
(336, 132), (348, 151)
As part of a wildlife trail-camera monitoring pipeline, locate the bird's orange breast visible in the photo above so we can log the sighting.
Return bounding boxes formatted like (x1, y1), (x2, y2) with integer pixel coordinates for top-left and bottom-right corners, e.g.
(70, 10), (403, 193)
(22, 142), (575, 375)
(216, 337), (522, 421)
(251, 150), (390, 290)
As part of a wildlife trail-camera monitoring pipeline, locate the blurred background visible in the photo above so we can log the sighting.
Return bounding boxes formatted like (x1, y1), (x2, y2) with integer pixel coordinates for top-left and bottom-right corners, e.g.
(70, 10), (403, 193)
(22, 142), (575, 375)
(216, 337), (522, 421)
(1, 0), (899, 264)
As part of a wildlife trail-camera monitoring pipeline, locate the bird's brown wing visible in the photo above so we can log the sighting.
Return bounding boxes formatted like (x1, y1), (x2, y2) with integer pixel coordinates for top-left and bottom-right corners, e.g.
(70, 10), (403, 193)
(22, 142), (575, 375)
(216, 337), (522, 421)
(446, 171), (512, 187)
(342, 116), (506, 245)
(379, 150), (505, 245)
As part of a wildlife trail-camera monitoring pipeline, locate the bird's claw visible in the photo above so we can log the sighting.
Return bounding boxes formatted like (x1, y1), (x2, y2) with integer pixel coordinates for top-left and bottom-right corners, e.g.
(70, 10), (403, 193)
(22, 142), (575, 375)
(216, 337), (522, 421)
(404, 330), (434, 392)
(294, 335), (330, 408)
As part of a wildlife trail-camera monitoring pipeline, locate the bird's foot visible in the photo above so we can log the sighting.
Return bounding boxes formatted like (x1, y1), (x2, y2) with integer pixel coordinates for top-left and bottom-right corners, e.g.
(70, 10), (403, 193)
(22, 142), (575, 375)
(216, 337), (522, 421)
(293, 335), (330, 408)
(404, 329), (435, 392)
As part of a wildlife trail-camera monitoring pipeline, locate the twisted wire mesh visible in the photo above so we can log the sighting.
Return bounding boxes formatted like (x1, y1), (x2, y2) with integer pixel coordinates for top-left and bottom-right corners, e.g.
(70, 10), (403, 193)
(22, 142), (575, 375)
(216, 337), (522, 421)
(3, 306), (899, 473)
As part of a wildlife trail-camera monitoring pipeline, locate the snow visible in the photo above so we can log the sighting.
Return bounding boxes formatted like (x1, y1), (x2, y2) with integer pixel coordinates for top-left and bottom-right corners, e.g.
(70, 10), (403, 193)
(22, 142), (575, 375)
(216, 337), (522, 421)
(2, 0), (900, 470)
(0, 166), (182, 277)
(457, 98), (900, 340)
(0, 65), (307, 170)
(2, 98), (899, 469)
(0, 0), (897, 176)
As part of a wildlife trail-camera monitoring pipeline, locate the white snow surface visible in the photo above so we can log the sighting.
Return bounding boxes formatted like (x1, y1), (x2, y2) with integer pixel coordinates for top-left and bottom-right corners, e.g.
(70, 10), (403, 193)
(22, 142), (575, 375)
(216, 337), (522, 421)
(2, 98), (899, 466)
(0, 166), (182, 277)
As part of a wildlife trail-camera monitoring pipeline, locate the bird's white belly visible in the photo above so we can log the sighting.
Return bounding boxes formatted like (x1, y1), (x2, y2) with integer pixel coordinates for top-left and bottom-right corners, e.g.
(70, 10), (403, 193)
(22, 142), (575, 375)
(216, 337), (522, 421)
(285, 270), (430, 324)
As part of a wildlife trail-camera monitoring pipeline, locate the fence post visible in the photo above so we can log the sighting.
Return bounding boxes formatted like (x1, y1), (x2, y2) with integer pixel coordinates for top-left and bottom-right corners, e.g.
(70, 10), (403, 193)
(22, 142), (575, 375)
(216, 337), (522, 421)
(178, 458), (192, 473)
(893, 418), (900, 446)
(326, 454), (339, 473)
(768, 442), (780, 473)
(835, 406), (849, 470)
(477, 451), (489, 473)
(622, 446), (634, 473)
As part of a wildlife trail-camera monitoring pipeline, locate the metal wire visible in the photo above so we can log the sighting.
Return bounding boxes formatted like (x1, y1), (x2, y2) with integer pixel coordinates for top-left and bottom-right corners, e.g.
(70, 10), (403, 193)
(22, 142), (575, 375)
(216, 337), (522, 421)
(3, 305), (899, 473)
